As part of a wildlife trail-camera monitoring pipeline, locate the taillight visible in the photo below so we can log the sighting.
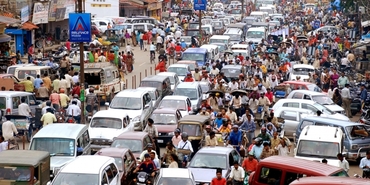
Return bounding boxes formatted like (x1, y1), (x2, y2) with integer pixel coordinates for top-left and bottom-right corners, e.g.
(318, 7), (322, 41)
(6, 108), (11, 115)
(188, 106), (191, 112)
(360, 119), (365, 124)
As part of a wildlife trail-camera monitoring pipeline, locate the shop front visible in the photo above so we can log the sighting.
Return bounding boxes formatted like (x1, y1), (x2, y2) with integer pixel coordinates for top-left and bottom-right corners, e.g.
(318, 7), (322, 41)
(120, 0), (147, 17)
(147, 2), (162, 20)
(5, 22), (38, 56)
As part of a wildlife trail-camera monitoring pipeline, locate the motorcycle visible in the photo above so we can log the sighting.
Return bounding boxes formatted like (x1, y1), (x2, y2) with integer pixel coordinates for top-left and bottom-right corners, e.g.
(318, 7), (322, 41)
(359, 103), (370, 125)
(175, 51), (182, 61)
(52, 46), (68, 60)
(135, 172), (151, 185)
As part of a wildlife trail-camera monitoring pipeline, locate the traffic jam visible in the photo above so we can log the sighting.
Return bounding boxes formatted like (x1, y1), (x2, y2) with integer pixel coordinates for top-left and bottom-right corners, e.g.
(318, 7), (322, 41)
(1, 0), (370, 184)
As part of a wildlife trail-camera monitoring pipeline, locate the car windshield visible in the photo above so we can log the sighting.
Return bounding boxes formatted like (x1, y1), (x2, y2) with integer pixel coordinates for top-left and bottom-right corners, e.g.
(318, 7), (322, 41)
(221, 68), (240, 78)
(174, 88), (198, 100)
(188, 24), (198, 29)
(224, 34), (241, 41)
(189, 153), (227, 169)
(202, 19), (212, 25)
(313, 103), (334, 115)
(151, 113), (177, 125)
(247, 31), (264, 38)
(182, 53), (205, 61)
(216, 44), (226, 52)
(114, 157), (123, 171)
(222, 19), (230, 25)
(200, 84), (210, 93)
(212, 22), (222, 27)
(297, 140), (339, 159)
(52, 173), (99, 185)
(112, 139), (142, 153)
(110, 97), (142, 110)
(307, 84), (323, 92)
(158, 178), (194, 185)
(243, 19), (254, 24)
(0, 166), (32, 182)
(210, 39), (228, 44)
(140, 81), (162, 89)
(346, 125), (370, 139)
(293, 67), (314, 75)
(90, 118), (122, 129)
(168, 67), (188, 76)
(180, 124), (202, 137)
(312, 95), (334, 105)
(159, 100), (186, 111)
(231, 9), (241, 14)
(31, 138), (75, 156)
(330, 170), (349, 177)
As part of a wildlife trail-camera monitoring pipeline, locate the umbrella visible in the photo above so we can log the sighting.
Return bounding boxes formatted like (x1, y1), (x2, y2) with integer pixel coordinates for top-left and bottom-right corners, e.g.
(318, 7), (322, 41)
(266, 45), (279, 50)
(224, 50), (233, 55)
(206, 90), (225, 97)
(231, 89), (247, 96)
(266, 51), (278, 55)
(297, 39), (309, 43)
(279, 41), (292, 47)
(297, 35), (307, 40)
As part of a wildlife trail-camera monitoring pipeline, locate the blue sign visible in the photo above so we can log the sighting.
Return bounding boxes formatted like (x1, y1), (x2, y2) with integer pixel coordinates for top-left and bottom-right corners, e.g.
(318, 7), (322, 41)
(194, 0), (207, 11)
(313, 20), (321, 30)
(69, 13), (92, 42)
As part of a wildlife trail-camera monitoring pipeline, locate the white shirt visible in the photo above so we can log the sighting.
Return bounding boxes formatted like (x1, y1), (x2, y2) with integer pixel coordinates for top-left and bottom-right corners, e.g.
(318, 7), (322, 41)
(228, 82), (239, 91)
(64, 74), (74, 88)
(276, 144), (290, 156)
(177, 140), (193, 152)
(72, 75), (79, 83)
(126, 45), (132, 53)
(2, 121), (18, 140)
(210, 68), (219, 75)
(338, 159), (350, 172)
(18, 103), (31, 117)
(0, 141), (8, 152)
(139, 150), (158, 161)
(341, 57), (349, 66)
(69, 98), (81, 108)
(230, 166), (245, 181)
(67, 104), (81, 116)
(175, 30), (181, 38)
(341, 87), (351, 99)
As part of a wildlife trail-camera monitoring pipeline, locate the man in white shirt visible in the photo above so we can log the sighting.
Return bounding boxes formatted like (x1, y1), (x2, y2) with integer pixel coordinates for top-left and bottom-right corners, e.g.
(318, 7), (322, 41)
(42, 101), (55, 115)
(177, 132), (193, 167)
(229, 161), (245, 185)
(98, 53), (107, 62)
(0, 136), (8, 152)
(337, 153), (349, 172)
(210, 65), (220, 75)
(72, 72), (79, 84)
(228, 78), (239, 91)
(67, 101), (81, 123)
(2, 117), (18, 141)
(69, 94), (82, 108)
(18, 97), (32, 117)
(174, 30), (181, 40)
(341, 83), (352, 118)
(156, 35), (163, 49)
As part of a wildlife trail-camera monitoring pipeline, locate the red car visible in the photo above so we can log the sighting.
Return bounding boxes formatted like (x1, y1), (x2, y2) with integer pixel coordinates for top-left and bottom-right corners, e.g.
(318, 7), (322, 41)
(91, 25), (101, 37)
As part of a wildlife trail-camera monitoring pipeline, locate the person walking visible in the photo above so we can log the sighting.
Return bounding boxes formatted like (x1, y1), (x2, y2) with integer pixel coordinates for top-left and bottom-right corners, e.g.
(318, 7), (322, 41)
(341, 83), (352, 118)
(337, 153), (349, 173)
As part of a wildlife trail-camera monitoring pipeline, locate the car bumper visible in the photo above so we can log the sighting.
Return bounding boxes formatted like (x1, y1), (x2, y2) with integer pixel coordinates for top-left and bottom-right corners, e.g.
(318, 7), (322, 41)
(157, 136), (172, 146)
(91, 144), (111, 152)
(346, 147), (370, 161)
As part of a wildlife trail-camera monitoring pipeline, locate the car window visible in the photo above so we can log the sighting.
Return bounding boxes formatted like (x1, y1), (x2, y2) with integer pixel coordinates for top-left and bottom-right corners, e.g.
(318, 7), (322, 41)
(281, 111), (297, 121)
(81, 130), (90, 148)
(303, 94), (311, 100)
(12, 96), (20, 109)
(104, 165), (115, 183)
(101, 172), (108, 185)
(0, 97), (6, 109)
(228, 153), (234, 166)
(300, 120), (314, 130)
(282, 102), (299, 108)
(258, 167), (282, 184)
(99, 21), (107, 26)
(231, 150), (240, 164)
(302, 103), (317, 112)
(143, 135), (150, 148)
(315, 122), (330, 126)
(147, 24), (153, 30)
(284, 172), (307, 185)
(110, 163), (118, 177)
(28, 95), (36, 105)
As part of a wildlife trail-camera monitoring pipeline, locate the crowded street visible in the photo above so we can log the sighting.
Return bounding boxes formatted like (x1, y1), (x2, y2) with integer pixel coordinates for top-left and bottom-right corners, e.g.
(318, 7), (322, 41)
(0, 0), (370, 184)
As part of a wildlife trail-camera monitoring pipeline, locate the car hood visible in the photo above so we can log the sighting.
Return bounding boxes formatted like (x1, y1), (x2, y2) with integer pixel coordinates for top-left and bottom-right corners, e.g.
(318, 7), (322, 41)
(178, 76), (185, 81)
(323, 104), (344, 112)
(155, 124), (177, 133)
(188, 168), (228, 183)
(89, 126), (133, 140)
(327, 113), (350, 121)
(51, 156), (74, 169)
(108, 109), (141, 120)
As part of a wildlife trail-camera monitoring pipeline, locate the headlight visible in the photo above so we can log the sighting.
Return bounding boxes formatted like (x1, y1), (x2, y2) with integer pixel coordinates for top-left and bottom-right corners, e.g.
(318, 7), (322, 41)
(168, 132), (174, 136)
(132, 116), (140, 122)
(54, 167), (61, 175)
(351, 144), (359, 150)
(138, 177), (145, 182)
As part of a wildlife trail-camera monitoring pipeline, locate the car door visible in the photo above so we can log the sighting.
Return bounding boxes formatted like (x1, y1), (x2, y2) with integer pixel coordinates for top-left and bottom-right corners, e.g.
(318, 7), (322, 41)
(279, 111), (299, 137)
(105, 163), (119, 185)
(28, 94), (38, 114)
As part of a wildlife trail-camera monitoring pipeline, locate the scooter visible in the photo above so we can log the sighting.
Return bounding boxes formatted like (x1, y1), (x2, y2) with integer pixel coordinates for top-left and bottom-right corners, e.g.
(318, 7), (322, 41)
(134, 172), (151, 185)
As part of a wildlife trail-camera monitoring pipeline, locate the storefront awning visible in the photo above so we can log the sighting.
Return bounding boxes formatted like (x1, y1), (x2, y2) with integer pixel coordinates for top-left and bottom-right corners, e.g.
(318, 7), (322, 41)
(0, 34), (11, 43)
(21, 21), (38, 30)
(120, 0), (146, 8)
(0, 15), (20, 24)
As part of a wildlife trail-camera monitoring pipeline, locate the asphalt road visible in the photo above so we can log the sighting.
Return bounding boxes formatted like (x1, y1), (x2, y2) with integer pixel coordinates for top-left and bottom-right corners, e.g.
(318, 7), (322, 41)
(18, 45), (364, 178)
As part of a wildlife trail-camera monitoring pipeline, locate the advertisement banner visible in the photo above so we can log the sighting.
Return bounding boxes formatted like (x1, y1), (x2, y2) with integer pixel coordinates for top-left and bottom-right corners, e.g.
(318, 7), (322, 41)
(69, 13), (92, 42)
(48, 0), (59, 21)
(21, 6), (29, 24)
(32, 2), (49, 25)
(64, 0), (75, 19)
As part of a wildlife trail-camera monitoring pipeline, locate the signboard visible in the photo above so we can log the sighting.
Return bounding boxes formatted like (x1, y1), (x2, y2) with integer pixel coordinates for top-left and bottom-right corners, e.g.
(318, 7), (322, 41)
(194, 0), (207, 11)
(313, 20), (320, 30)
(21, 6), (29, 24)
(69, 13), (92, 42)
(32, 2), (49, 25)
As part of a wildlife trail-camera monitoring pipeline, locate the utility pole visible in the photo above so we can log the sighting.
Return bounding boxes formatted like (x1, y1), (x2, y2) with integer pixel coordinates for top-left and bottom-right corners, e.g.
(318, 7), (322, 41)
(241, 0), (245, 20)
(199, 10), (202, 45)
(76, 0), (86, 124)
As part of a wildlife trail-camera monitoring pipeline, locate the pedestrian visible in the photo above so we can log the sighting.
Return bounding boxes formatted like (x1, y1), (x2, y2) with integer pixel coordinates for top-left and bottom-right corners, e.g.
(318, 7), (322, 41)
(144, 118), (160, 156)
(0, 136), (8, 152)
(66, 101), (81, 123)
(360, 84), (368, 108)
(341, 83), (352, 118)
(40, 108), (57, 126)
(337, 153), (349, 173)
(239, 114), (255, 147)
(2, 116), (18, 141)
(211, 168), (227, 185)
(322, 158), (328, 164)
(359, 151), (370, 178)
(275, 137), (290, 156)
(229, 161), (244, 185)
(49, 90), (61, 111)
(37, 82), (49, 101)
(19, 76), (34, 93)
(27, 44), (34, 63)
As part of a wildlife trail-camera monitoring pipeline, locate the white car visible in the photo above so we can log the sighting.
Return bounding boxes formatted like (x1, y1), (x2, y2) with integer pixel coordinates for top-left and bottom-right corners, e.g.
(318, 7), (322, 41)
(286, 90), (345, 114)
(167, 64), (191, 82)
(272, 99), (349, 121)
(158, 95), (192, 116)
(89, 110), (134, 153)
(289, 64), (315, 81)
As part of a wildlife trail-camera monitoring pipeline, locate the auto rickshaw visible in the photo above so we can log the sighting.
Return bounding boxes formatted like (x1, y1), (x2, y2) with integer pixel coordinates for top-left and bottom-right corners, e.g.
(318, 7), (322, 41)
(0, 150), (50, 185)
(178, 115), (210, 155)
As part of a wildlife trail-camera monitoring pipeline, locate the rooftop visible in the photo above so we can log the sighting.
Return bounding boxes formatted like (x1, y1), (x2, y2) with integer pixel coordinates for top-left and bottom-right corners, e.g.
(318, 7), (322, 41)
(60, 156), (113, 174)
(33, 124), (87, 139)
(0, 151), (49, 166)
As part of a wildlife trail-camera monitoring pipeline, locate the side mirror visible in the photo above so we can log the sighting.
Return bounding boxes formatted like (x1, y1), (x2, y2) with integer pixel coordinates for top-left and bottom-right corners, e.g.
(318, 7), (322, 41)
(105, 102), (110, 106)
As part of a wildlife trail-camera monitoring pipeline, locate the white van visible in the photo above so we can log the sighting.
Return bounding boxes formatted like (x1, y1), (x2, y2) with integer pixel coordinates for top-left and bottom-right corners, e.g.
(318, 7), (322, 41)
(209, 35), (230, 45)
(89, 110), (134, 154)
(51, 155), (121, 185)
(246, 27), (267, 45)
(259, 6), (276, 16)
(200, 44), (220, 61)
(294, 125), (344, 167)
(250, 11), (268, 22)
(223, 28), (244, 44)
(7, 64), (35, 75)
(15, 66), (52, 81)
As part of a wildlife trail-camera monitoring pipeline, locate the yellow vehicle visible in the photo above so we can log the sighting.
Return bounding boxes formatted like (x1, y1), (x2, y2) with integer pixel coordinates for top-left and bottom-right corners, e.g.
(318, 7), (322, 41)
(0, 150), (50, 185)
(84, 62), (125, 103)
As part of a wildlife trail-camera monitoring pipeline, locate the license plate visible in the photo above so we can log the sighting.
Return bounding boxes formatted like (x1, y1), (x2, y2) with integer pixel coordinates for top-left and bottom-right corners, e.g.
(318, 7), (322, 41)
(157, 140), (163, 143)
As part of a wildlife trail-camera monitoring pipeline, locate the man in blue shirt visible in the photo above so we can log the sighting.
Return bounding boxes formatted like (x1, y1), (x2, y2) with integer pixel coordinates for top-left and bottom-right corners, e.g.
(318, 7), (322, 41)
(134, 153), (157, 180)
(239, 114), (256, 146)
(228, 125), (242, 151)
(33, 74), (43, 90)
(213, 114), (224, 128)
(359, 151), (370, 178)
(360, 84), (367, 107)
(180, 39), (187, 49)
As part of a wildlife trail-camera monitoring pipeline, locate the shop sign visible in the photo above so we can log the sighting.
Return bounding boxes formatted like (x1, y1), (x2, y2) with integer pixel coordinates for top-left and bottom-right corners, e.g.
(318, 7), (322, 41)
(69, 13), (92, 42)
(21, 6), (29, 24)
(32, 2), (49, 25)
(194, 0), (206, 11)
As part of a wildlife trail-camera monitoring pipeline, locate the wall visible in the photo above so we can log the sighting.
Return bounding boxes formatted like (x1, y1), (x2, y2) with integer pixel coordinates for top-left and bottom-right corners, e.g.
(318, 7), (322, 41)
(85, 0), (119, 18)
